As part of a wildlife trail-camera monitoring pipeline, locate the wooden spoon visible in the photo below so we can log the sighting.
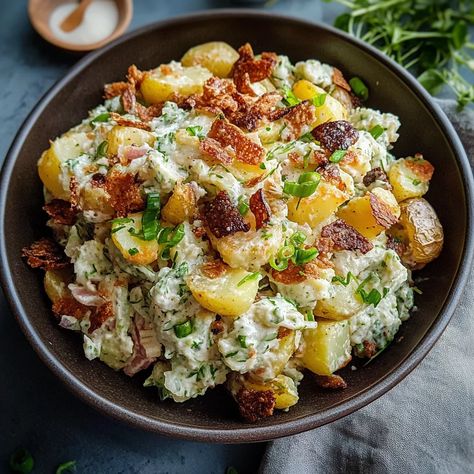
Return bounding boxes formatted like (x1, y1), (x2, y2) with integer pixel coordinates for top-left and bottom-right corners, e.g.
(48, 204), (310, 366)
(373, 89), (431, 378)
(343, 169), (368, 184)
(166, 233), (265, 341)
(60, 0), (93, 33)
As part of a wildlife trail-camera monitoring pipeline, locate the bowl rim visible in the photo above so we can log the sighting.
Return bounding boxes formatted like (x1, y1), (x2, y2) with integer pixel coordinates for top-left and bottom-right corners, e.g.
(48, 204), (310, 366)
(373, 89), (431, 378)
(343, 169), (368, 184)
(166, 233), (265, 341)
(1, 9), (473, 443)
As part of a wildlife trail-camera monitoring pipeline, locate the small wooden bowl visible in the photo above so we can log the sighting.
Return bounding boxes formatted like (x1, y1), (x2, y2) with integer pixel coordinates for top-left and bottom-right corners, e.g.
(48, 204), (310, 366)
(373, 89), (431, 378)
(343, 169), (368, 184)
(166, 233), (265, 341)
(28, 0), (133, 52)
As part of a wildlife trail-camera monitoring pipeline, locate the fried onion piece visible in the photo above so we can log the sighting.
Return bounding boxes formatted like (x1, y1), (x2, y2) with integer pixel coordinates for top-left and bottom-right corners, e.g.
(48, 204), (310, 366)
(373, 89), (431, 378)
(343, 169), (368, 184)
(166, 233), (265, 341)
(22, 238), (70, 271)
(43, 199), (78, 226)
(249, 189), (271, 229)
(208, 118), (265, 165)
(235, 387), (275, 422)
(104, 170), (145, 217)
(203, 191), (250, 238)
(321, 219), (373, 254)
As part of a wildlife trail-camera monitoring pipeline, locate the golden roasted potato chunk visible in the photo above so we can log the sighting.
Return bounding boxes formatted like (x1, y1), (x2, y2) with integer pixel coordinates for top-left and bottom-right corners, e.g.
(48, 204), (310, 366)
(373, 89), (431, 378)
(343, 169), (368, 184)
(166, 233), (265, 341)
(111, 212), (159, 265)
(287, 179), (351, 228)
(161, 182), (197, 225)
(337, 188), (400, 240)
(315, 278), (364, 321)
(181, 41), (239, 78)
(38, 133), (92, 200)
(140, 62), (212, 104)
(292, 80), (347, 126)
(106, 126), (155, 157)
(301, 319), (351, 375)
(389, 198), (443, 268)
(388, 156), (434, 202)
(44, 269), (71, 303)
(186, 264), (259, 317)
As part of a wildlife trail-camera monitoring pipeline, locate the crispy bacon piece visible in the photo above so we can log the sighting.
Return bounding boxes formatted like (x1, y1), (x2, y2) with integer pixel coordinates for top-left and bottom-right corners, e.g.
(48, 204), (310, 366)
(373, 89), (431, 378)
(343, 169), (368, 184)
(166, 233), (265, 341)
(277, 326), (292, 339)
(369, 192), (399, 228)
(201, 260), (228, 279)
(110, 112), (151, 131)
(43, 199), (77, 226)
(204, 191), (250, 238)
(235, 387), (275, 422)
(332, 67), (351, 92)
(90, 173), (106, 187)
(363, 167), (389, 187)
(358, 340), (377, 359)
(231, 92), (282, 131)
(249, 189), (271, 229)
(88, 301), (114, 334)
(126, 64), (145, 89)
(312, 120), (359, 152)
(270, 260), (323, 285)
(317, 164), (346, 191)
(104, 81), (128, 99)
(192, 226), (207, 239)
(200, 137), (233, 165)
(135, 103), (163, 122)
(104, 170), (145, 217)
(211, 315), (225, 335)
(52, 296), (91, 320)
(69, 176), (80, 210)
(232, 43), (277, 94)
(314, 374), (347, 390)
(282, 101), (316, 141)
(321, 219), (373, 254)
(207, 118), (265, 165)
(22, 238), (70, 271)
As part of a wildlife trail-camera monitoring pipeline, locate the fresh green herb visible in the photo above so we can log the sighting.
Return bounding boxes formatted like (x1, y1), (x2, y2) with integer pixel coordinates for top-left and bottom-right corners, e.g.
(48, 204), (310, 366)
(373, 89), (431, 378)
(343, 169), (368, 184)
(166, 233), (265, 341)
(90, 112), (110, 127)
(412, 179), (421, 186)
(302, 150), (312, 169)
(305, 310), (315, 322)
(369, 125), (385, 140)
(331, 0), (474, 108)
(56, 460), (77, 474)
(237, 272), (261, 287)
(96, 140), (109, 158)
(174, 320), (193, 338)
(186, 125), (204, 139)
(141, 192), (161, 241)
(278, 244), (296, 261)
(312, 93), (327, 107)
(292, 247), (319, 265)
(283, 88), (301, 106)
(355, 276), (385, 307)
(9, 448), (34, 473)
(349, 77), (369, 101)
(299, 132), (315, 143)
(158, 223), (185, 259)
(269, 255), (289, 271)
(329, 149), (348, 163)
(259, 162), (267, 170)
(332, 272), (356, 286)
(290, 231), (307, 247)
(225, 351), (239, 358)
(191, 340), (202, 350)
(383, 287), (390, 297)
(237, 196), (249, 216)
(237, 335), (248, 348)
(283, 171), (321, 198)
(128, 248), (139, 256)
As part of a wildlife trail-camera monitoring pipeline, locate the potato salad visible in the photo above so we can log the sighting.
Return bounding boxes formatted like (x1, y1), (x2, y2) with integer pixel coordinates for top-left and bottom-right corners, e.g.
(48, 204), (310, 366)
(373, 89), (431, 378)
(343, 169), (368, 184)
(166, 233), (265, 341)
(23, 42), (444, 422)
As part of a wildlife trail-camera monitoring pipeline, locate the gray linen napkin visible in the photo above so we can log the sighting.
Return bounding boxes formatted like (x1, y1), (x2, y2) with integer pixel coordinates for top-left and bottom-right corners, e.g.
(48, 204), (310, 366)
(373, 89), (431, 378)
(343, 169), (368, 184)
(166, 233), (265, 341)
(260, 100), (474, 474)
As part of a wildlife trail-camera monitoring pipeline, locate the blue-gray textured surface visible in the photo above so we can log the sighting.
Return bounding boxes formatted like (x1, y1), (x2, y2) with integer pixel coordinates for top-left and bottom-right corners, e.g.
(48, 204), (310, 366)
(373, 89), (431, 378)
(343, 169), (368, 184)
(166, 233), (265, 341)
(0, 1), (342, 473)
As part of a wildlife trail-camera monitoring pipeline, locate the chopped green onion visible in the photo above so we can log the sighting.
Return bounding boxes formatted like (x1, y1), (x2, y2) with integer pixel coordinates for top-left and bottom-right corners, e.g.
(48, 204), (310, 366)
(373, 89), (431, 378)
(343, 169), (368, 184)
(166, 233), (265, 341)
(278, 244), (295, 261)
(305, 310), (315, 322)
(56, 460), (77, 474)
(369, 125), (385, 139)
(237, 335), (247, 348)
(142, 192), (161, 241)
(186, 125), (204, 138)
(90, 112), (110, 127)
(290, 231), (307, 247)
(283, 171), (321, 198)
(225, 351), (239, 358)
(237, 272), (261, 287)
(269, 255), (289, 271)
(349, 77), (369, 101)
(292, 247), (319, 265)
(9, 448), (34, 473)
(283, 88), (301, 106)
(237, 196), (249, 216)
(383, 287), (390, 297)
(259, 162), (267, 170)
(329, 150), (347, 163)
(96, 140), (108, 158)
(412, 179), (421, 186)
(174, 320), (193, 338)
(332, 272), (356, 286)
(312, 93), (327, 107)
(128, 248), (139, 256)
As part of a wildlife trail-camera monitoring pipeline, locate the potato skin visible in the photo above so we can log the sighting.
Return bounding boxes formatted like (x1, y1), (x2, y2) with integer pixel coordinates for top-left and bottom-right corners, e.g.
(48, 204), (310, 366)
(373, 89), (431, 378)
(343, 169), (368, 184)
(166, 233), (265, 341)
(390, 198), (443, 268)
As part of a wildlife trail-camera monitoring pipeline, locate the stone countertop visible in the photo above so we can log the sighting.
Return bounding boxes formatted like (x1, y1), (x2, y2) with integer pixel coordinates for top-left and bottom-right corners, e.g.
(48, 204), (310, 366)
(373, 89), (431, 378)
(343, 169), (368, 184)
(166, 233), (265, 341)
(0, 1), (341, 473)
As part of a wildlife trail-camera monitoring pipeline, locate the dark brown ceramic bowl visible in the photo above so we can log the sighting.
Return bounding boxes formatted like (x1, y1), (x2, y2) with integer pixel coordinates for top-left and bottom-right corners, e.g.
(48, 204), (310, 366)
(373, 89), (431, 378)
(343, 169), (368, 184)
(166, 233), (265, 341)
(1, 10), (473, 443)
